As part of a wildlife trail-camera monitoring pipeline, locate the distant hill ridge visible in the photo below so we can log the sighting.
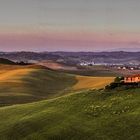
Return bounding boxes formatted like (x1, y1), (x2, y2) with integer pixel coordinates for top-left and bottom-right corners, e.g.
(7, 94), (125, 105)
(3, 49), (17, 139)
(0, 58), (15, 65)
(0, 51), (139, 65)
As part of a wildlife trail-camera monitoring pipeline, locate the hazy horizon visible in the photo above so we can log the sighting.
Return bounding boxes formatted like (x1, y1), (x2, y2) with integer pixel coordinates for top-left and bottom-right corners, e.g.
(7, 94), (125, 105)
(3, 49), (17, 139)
(0, 49), (139, 53)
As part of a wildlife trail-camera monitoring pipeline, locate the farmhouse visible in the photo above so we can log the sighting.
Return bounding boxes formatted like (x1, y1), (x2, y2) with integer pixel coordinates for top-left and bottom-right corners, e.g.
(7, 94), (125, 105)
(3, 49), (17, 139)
(124, 74), (140, 83)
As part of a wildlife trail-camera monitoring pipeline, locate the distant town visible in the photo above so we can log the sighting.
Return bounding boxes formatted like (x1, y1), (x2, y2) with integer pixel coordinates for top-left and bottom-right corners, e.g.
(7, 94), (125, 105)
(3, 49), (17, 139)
(79, 61), (140, 70)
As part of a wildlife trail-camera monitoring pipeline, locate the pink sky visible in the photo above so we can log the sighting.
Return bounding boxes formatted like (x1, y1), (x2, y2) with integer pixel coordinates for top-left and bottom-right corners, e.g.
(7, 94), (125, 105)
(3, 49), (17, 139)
(0, 30), (139, 51)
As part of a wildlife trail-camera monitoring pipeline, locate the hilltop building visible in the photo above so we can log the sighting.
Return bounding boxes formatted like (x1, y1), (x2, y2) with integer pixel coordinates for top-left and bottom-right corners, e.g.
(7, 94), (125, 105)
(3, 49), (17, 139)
(124, 75), (140, 83)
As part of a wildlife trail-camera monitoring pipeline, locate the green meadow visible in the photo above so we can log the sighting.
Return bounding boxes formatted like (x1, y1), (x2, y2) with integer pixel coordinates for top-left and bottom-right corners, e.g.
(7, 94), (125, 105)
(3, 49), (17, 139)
(0, 88), (140, 140)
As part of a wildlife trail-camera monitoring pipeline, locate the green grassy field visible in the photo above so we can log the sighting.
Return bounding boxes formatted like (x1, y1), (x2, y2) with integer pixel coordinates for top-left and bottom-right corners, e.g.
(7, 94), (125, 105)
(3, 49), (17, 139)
(0, 88), (140, 140)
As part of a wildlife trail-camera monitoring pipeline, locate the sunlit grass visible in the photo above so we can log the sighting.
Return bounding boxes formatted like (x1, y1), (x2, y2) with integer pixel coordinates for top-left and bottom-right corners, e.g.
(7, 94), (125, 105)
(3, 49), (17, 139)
(0, 68), (36, 82)
(73, 76), (114, 90)
(0, 64), (77, 105)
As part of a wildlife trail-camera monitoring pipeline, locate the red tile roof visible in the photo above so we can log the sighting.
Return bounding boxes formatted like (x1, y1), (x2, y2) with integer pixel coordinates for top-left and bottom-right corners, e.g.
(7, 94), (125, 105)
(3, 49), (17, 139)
(125, 74), (140, 78)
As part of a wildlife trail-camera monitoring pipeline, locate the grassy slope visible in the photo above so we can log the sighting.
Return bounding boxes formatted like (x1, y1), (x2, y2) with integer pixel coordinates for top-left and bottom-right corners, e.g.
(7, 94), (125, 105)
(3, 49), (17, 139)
(60, 69), (119, 77)
(73, 76), (114, 90)
(0, 58), (16, 65)
(0, 88), (140, 140)
(0, 64), (114, 106)
(0, 65), (77, 106)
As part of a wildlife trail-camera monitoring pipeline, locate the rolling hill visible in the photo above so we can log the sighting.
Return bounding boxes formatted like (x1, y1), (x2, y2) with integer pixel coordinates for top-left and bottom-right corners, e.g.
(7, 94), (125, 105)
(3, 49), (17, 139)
(73, 76), (114, 90)
(0, 62), (139, 140)
(0, 58), (15, 65)
(0, 88), (139, 140)
(0, 65), (76, 106)
(0, 64), (114, 106)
